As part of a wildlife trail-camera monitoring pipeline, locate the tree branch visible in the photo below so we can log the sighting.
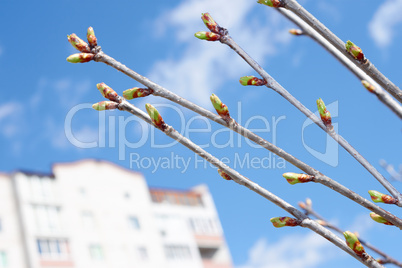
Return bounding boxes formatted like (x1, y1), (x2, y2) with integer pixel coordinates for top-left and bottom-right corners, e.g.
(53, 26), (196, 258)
(279, 0), (402, 103)
(218, 34), (402, 205)
(276, 8), (402, 120)
(299, 199), (402, 267)
(115, 99), (383, 268)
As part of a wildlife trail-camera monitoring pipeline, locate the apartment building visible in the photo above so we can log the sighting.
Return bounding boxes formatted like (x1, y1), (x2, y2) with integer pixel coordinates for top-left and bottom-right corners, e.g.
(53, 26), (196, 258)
(0, 159), (232, 268)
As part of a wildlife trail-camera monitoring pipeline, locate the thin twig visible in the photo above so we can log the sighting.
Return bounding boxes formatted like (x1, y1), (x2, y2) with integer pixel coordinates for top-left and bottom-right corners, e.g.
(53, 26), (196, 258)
(300, 200), (402, 267)
(94, 51), (402, 229)
(380, 160), (402, 182)
(276, 8), (402, 120)
(279, 0), (402, 103)
(218, 34), (402, 205)
(116, 99), (382, 268)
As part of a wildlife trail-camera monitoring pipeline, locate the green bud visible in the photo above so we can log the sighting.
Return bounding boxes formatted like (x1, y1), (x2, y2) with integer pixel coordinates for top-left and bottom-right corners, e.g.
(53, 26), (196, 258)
(270, 217), (299, 228)
(66, 53), (95, 63)
(239, 76), (267, 86)
(92, 101), (119, 111)
(316, 98), (332, 130)
(201, 13), (219, 33)
(369, 213), (394, 226)
(289, 29), (303, 36)
(257, 0), (282, 7)
(194, 31), (221, 41)
(361, 80), (376, 94)
(146, 104), (166, 130)
(368, 190), (397, 204)
(67, 33), (91, 53)
(123, 87), (153, 100)
(345, 40), (364, 61)
(282, 172), (314, 185)
(210, 94), (230, 120)
(343, 231), (365, 256)
(218, 169), (232, 181)
(87, 27), (98, 47)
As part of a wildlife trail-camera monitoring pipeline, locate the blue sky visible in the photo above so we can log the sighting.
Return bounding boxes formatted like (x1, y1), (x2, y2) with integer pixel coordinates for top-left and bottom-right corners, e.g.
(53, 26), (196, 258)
(1, 0), (402, 267)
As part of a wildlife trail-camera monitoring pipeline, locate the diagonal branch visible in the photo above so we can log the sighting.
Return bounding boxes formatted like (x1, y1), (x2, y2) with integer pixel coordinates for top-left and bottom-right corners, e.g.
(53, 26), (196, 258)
(299, 199), (402, 267)
(276, 8), (402, 119)
(278, 0), (402, 103)
(93, 51), (402, 229)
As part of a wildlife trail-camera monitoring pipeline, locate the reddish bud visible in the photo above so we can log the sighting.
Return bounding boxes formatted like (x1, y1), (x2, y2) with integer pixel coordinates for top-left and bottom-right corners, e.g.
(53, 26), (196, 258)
(87, 27), (98, 47)
(368, 190), (397, 204)
(239, 76), (267, 86)
(146, 104), (166, 130)
(123, 87), (153, 100)
(210, 94), (231, 121)
(316, 98), (333, 130)
(66, 53), (94, 63)
(361, 80), (376, 94)
(257, 0), (282, 7)
(298, 201), (306, 210)
(96, 83), (121, 103)
(289, 29), (303, 36)
(67, 33), (91, 53)
(346, 40), (364, 61)
(92, 101), (119, 111)
(194, 31), (221, 41)
(344, 231), (365, 257)
(218, 169), (232, 181)
(201, 13), (220, 34)
(282, 172), (314, 185)
(270, 217), (300, 228)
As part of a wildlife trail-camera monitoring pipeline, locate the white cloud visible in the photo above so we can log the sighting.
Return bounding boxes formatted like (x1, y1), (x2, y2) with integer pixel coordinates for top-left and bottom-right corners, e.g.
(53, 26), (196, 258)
(237, 232), (339, 268)
(369, 0), (402, 47)
(149, 0), (291, 106)
(0, 102), (24, 138)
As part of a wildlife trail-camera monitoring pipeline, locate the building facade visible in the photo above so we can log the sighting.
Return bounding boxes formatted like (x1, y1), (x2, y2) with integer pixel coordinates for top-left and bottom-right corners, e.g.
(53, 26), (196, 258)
(0, 159), (232, 268)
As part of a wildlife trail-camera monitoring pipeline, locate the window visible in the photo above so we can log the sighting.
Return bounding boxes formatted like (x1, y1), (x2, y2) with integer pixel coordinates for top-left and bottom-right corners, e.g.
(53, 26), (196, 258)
(128, 216), (140, 230)
(189, 218), (217, 235)
(37, 239), (70, 260)
(150, 191), (203, 207)
(136, 247), (148, 261)
(0, 251), (7, 268)
(33, 205), (61, 232)
(89, 244), (104, 260)
(164, 245), (191, 260)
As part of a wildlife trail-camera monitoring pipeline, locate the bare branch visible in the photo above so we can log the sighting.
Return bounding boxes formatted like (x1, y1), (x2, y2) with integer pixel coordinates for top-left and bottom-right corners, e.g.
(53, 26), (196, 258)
(218, 32), (402, 205)
(300, 200), (402, 267)
(276, 8), (402, 119)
